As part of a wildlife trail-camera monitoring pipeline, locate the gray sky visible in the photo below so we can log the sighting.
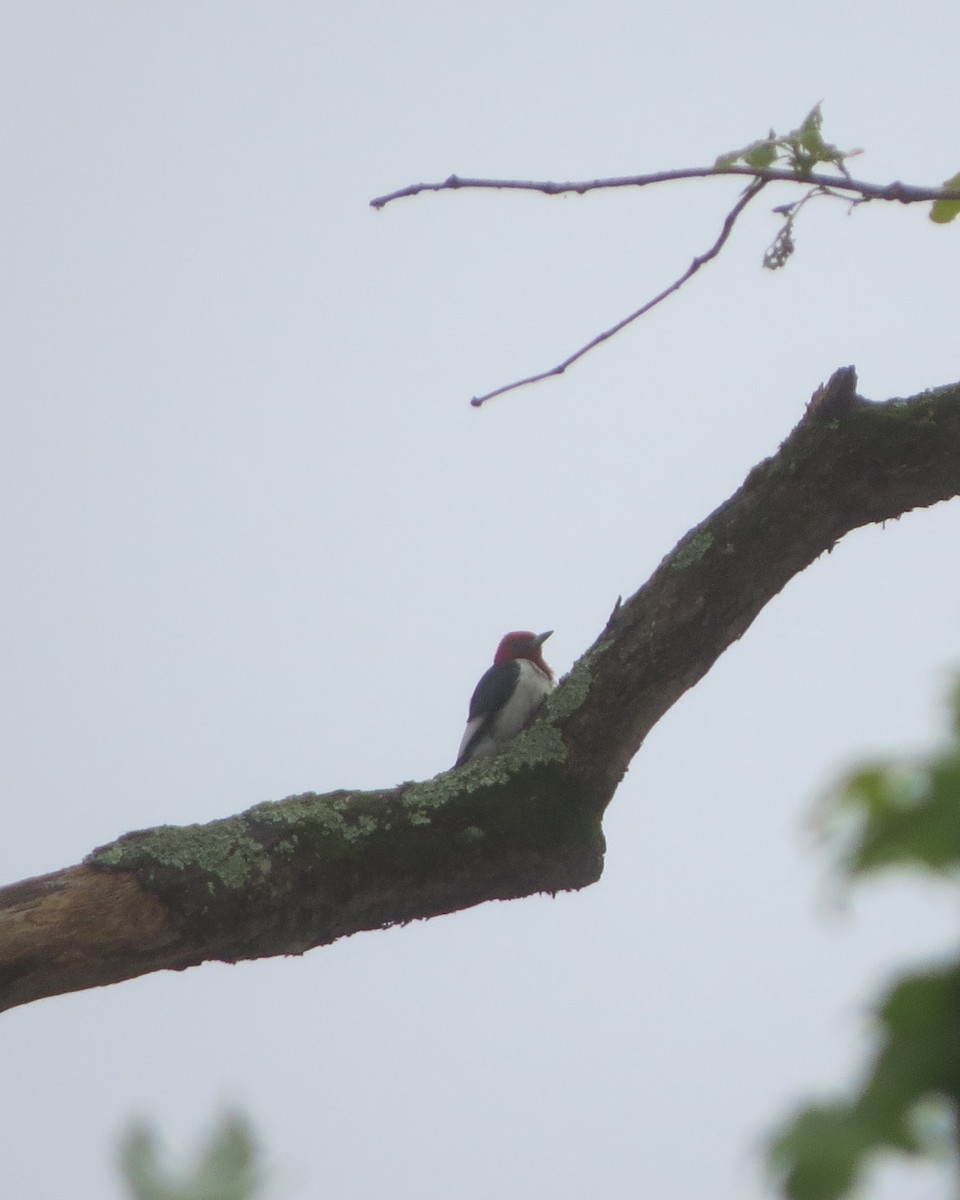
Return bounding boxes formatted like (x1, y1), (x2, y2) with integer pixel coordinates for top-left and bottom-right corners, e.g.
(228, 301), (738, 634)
(2, 3), (959, 1198)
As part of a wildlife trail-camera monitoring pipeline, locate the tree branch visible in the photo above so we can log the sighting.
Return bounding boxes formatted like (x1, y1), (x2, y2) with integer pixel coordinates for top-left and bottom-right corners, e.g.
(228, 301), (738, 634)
(371, 166), (960, 405)
(4, 370), (960, 1012)
(370, 166), (960, 211)
(468, 179), (766, 407)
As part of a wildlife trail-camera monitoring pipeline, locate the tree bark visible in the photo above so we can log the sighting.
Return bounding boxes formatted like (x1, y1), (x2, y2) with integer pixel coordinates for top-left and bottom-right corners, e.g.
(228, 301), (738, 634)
(3, 369), (959, 1013)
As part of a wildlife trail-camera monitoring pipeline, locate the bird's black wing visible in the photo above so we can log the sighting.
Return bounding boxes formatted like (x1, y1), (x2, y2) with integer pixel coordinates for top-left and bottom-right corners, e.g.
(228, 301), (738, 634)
(467, 660), (520, 721)
(455, 660), (520, 767)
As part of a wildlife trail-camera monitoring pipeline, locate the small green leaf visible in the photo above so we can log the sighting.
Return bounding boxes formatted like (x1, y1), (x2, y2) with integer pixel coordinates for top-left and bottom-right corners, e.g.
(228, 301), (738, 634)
(119, 1125), (170, 1200)
(716, 131), (781, 171)
(768, 1104), (871, 1200)
(930, 171), (960, 224)
(797, 104), (825, 155)
(868, 966), (960, 1107)
(830, 751), (960, 876)
(744, 141), (778, 170)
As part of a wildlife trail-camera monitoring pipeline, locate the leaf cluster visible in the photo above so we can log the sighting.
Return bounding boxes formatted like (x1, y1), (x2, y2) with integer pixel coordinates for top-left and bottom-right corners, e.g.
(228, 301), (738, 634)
(715, 104), (856, 179)
(768, 684), (960, 1200)
(717, 105), (861, 272)
(120, 1115), (263, 1200)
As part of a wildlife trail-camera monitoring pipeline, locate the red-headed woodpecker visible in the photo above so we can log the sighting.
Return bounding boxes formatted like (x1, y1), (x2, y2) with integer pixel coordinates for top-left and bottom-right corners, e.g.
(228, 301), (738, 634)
(455, 630), (554, 767)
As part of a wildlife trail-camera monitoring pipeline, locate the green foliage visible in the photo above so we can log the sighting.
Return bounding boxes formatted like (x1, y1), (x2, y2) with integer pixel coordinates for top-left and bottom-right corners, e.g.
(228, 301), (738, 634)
(715, 104), (857, 180)
(767, 684), (960, 1200)
(930, 171), (960, 224)
(830, 678), (960, 877)
(834, 759), (960, 875)
(716, 105), (861, 272)
(120, 1113), (263, 1200)
(770, 966), (960, 1200)
(718, 107), (960, 264)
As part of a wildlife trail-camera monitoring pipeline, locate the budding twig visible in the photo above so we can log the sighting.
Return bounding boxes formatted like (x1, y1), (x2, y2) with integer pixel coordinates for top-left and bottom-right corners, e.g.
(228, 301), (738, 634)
(370, 163), (960, 406)
(370, 165), (960, 212)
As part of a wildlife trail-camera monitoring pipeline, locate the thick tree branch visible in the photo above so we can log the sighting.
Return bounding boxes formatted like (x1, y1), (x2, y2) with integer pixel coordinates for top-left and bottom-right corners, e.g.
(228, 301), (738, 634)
(3, 370), (960, 1012)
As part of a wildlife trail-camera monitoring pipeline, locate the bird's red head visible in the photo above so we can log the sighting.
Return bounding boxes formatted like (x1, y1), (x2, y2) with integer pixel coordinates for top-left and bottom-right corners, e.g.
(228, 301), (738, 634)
(493, 630), (554, 678)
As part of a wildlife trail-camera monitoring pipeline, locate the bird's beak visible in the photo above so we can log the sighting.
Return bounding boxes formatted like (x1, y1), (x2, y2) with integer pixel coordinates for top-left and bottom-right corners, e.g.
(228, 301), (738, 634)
(536, 630), (553, 646)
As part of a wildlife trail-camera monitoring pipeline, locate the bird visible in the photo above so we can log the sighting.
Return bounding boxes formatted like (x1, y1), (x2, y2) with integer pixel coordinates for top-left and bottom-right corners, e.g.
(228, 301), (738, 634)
(455, 630), (554, 767)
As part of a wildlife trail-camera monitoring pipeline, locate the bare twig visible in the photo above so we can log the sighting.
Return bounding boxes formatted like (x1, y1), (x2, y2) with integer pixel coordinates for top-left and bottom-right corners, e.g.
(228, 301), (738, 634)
(370, 163), (960, 406)
(370, 165), (960, 211)
(469, 179), (766, 407)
